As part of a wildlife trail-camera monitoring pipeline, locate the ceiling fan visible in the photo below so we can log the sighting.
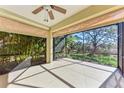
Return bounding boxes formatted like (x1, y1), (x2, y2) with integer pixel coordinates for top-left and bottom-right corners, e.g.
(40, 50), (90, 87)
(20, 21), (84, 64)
(32, 5), (66, 21)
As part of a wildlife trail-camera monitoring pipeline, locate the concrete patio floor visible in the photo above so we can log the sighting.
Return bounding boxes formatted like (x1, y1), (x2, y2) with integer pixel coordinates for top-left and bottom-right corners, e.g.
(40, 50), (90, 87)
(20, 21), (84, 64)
(7, 58), (123, 88)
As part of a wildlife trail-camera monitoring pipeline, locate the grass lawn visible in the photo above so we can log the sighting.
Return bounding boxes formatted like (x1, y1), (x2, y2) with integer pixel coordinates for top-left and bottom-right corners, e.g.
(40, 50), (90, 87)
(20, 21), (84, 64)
(68, 53), (117, 67)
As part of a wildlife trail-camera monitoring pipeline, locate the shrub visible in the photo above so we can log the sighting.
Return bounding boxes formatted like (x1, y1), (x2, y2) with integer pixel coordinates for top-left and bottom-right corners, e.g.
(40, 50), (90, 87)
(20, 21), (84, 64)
(69, 53), (117, 67)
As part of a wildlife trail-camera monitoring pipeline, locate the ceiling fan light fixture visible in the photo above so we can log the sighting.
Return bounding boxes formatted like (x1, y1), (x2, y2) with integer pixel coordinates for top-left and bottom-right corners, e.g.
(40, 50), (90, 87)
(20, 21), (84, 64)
(43, 19), (48, 22)
(43, 10), (49, 22)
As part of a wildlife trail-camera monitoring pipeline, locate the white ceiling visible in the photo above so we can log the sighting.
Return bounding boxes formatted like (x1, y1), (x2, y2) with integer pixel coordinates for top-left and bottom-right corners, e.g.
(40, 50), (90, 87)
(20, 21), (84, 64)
(0, 5), (89, 27)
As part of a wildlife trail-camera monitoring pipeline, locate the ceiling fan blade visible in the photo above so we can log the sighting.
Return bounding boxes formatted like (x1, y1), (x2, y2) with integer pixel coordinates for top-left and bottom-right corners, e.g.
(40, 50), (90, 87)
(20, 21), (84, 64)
(32, 6), (43, 14)
(48, 10), (54, 20)
(50, 5), (66, 14)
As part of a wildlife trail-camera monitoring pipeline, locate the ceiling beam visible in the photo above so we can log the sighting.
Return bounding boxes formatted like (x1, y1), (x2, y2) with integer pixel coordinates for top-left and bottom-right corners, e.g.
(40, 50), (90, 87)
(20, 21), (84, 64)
(0, 8), (49, 31)
(51, 5), (124, 32)
(0, 16), (48, 38)
(52, 7), (124, 37)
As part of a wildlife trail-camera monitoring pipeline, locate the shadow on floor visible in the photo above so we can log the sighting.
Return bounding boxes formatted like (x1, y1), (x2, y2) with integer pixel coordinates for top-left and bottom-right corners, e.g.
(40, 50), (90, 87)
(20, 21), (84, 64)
(100, 69), (124, 88)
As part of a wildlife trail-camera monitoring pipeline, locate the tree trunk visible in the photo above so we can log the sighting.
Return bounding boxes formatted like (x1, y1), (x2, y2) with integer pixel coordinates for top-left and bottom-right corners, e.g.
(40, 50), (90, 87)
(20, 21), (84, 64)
(91, 43), (97, 55)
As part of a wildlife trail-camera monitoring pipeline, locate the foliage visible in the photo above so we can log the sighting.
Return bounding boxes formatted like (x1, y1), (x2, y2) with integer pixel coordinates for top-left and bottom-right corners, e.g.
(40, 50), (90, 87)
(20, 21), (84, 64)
(74, 25), (118, 55)
(69, 54), (117, 67)
(0, 31), (46, 74)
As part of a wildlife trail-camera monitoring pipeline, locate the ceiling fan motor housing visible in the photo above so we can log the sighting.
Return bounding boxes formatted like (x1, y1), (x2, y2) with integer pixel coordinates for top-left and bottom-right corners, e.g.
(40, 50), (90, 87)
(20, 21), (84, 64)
(43, 5), (52, 11)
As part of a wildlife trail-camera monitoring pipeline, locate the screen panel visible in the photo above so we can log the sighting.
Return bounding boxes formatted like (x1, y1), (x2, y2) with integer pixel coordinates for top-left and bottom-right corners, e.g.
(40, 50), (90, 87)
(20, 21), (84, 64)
(0, 31), (46, 75)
